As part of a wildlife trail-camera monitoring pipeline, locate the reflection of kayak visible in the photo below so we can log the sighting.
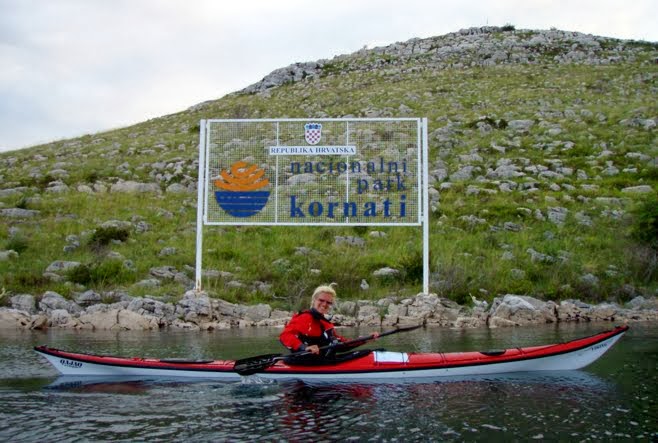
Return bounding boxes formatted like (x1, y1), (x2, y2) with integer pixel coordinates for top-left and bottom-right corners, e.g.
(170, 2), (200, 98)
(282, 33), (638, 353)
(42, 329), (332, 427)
(34, 326), (628, 382)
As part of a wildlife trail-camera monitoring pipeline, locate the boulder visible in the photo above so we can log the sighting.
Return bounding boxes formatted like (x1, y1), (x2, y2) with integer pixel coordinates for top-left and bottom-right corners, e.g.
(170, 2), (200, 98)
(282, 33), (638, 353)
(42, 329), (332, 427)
(49, 309), (77, 328)
(558, 299), (592, 321)
(44, 261), (82, 275)
(0, 250), (19, 261)
(0, 308), (32, 329)
(488, 294), (557, 327)
(427, 298), (464, 327)
(0, 208), (40, 218)
(373, 267), (401, 279)
(127, 297), (175, 323)
(78, 307), (120, 330)
(627, 296), (658, 310)
(177, 290), (213, 323)
(74, 290), (102, 307)
(110, 181), (162, 194)
(357, 304), (381, 326)
(242, 304), (272, 322)
(10, 294), (36, 314)
(171, 319), (201, 330)
(39, 291), (82, 314)
(29, 315), (49, 330)
(117, 309), (159, 330)
(589, 303), (620, 321)
(213, 298), (241, 318)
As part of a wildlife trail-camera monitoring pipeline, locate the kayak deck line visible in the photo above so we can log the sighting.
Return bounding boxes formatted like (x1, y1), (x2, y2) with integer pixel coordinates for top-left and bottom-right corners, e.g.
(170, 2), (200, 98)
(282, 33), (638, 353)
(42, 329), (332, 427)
(34, 325), (629, 381)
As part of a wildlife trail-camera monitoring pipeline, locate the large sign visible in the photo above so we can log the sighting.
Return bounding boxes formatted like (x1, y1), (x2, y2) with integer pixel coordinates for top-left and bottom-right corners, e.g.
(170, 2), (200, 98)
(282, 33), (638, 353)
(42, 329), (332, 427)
(195, 118), (430, 292)
(200, 119), (425, 226)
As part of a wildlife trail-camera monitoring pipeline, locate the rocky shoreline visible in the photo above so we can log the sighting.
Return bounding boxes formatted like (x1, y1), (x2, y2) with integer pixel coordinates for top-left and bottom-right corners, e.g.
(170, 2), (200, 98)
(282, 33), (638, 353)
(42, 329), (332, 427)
(1, 290), (656, 331)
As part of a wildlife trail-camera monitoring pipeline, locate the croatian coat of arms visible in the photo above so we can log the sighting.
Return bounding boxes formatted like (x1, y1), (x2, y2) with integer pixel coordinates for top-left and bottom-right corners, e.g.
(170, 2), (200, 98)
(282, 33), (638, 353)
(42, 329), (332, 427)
(304, 122), (322, 145)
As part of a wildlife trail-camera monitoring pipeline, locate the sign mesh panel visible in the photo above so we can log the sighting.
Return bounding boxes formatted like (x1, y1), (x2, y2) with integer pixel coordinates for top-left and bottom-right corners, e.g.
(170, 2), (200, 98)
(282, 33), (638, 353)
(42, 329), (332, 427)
(203, 119), (421, 225)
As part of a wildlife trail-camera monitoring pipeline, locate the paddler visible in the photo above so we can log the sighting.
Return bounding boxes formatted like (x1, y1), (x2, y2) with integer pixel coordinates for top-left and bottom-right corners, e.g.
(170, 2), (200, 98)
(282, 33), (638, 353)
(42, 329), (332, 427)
(279, 284), (379, 361)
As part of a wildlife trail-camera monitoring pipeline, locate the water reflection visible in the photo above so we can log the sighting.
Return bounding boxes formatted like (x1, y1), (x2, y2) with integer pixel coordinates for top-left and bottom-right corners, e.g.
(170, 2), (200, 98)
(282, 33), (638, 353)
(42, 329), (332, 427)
(41, 368), (612, 391)
(31, 370), (616, 441)
(44, 376), (184, 393)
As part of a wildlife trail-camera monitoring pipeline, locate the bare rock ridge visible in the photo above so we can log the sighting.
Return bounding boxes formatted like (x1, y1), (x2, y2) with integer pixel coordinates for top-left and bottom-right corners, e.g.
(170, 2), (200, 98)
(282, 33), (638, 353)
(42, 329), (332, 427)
(236, 26), (652, 96)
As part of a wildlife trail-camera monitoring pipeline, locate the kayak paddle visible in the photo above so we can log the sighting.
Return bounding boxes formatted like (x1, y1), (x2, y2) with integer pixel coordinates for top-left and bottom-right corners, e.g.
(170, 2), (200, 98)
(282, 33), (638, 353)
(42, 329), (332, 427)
(233, 324), (421, 376)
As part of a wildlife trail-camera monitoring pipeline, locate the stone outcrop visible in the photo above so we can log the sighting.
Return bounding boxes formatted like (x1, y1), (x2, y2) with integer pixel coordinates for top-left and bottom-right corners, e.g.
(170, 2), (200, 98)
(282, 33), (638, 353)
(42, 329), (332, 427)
(1, 290), (656, 331)
(488, 295), (558, 327)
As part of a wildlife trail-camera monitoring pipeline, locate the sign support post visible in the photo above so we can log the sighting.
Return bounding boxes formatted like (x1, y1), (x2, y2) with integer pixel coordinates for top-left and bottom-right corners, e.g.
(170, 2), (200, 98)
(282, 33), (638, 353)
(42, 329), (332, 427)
(195, 119), (207, 290)
(422, 117), (430, 294)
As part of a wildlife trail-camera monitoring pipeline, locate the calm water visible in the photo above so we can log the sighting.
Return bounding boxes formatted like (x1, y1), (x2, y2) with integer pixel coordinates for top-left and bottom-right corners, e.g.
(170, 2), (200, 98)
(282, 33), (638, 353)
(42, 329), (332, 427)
(0, 322), (656, 442)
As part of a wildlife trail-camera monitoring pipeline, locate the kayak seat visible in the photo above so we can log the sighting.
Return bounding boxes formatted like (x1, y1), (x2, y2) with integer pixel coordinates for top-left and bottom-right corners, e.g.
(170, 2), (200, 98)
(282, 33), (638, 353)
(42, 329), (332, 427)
(479, 349), (506, 357)
(284, 349), (376, 366)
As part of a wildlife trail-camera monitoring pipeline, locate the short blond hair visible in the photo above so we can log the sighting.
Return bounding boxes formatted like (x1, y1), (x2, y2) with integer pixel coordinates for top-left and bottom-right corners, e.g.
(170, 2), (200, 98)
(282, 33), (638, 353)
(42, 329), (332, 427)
(310, 283), (337, 307)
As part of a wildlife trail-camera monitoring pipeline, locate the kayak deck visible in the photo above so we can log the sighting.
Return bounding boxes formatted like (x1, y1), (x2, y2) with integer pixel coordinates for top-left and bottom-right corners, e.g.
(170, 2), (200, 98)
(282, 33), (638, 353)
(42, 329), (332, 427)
(35, 325), (628, 381)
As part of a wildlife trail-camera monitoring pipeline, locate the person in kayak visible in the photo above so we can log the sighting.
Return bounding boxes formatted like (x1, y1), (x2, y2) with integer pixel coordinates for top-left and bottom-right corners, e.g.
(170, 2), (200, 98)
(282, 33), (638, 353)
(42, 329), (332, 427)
(279, 284), (379, 361)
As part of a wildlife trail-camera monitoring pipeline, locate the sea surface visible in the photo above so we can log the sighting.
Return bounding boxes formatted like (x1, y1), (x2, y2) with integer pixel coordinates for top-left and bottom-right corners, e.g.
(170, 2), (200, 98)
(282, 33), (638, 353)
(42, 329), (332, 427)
(0, 322), (656, 442)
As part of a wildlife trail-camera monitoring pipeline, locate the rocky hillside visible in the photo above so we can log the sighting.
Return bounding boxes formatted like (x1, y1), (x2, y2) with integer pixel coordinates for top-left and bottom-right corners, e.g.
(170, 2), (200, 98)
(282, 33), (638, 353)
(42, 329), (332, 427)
(0, 26), (656, 312)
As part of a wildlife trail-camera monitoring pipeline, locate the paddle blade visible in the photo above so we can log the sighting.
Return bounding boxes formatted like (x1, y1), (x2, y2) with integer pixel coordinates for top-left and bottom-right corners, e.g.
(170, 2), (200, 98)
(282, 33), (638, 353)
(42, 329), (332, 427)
(233, 353), (281, 376)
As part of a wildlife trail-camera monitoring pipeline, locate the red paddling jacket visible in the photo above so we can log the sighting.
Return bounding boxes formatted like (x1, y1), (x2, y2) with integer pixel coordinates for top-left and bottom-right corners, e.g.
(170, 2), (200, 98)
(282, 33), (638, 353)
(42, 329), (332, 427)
(279, 309), (349, 352)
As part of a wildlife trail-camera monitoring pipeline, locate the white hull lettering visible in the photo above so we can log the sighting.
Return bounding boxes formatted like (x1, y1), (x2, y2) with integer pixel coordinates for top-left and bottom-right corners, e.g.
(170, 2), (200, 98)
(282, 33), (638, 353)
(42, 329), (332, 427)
(60, 359), (83, 369)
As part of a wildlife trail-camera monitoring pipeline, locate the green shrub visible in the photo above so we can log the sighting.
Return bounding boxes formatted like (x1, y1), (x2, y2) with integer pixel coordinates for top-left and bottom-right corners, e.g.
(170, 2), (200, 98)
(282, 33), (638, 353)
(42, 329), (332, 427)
(67, 260), (134, 286)
(626, 244), (657, 283)
(67, 264), (92, 285)
(630, 194), (658, 247)
(6, 235), (29, 253)
(90, 260), (134, 285)
(88, 226), (130, 249)
(352, 226), (368, 235)
(398, 250), (423, 283)
(3, 271), (50, 292)
(432, 262), (471, 303)
(15, 197), (30, 210)
(84, 171), (100, 183)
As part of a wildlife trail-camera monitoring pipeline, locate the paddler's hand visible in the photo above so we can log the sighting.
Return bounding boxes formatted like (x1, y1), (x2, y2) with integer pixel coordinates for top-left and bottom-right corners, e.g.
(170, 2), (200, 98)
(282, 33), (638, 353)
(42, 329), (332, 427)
(372, 332), (380, 339)
(305, 345), (320, 355)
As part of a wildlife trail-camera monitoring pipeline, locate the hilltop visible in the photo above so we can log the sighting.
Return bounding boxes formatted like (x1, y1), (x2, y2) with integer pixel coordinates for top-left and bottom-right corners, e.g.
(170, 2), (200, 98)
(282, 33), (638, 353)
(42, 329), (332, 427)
(0, 26), (657, 316)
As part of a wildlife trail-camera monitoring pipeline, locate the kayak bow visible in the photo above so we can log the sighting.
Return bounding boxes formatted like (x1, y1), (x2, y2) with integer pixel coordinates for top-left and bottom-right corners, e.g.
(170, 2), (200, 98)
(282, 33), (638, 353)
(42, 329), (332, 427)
(34, 325), (628, 382)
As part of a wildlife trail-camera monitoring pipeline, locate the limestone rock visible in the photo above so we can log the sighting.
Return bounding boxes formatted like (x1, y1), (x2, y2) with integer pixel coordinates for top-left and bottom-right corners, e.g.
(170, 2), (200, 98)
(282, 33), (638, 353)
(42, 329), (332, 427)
(10, 294), (36, 314)
(39, 291), (82, 314)
(488, 294), (557, 327)
(0, 308), (32, 329)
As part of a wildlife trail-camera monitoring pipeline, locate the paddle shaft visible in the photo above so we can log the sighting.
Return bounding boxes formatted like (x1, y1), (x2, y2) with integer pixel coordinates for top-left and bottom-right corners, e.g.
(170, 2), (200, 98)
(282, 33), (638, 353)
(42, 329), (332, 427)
(337, 324), (420, 349)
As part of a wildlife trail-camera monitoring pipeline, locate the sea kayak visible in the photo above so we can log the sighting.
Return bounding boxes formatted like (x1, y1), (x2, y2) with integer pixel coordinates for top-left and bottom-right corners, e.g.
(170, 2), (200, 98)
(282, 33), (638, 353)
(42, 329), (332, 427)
(34, 325), (628, 382)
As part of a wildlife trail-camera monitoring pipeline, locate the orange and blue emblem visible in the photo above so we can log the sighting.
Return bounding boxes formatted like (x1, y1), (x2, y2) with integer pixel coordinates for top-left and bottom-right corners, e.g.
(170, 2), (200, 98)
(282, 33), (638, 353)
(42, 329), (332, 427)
(214, 161), (270, 217)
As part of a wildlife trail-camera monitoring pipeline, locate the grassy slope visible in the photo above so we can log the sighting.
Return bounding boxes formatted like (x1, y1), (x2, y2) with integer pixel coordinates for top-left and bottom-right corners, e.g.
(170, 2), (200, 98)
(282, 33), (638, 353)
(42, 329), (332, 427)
(1, 30), (657, 311)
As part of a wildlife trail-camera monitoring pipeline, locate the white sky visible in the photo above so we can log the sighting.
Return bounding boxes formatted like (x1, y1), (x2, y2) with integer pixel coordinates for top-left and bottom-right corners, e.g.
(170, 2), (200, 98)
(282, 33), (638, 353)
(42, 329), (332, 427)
(1, 0), (656, 152)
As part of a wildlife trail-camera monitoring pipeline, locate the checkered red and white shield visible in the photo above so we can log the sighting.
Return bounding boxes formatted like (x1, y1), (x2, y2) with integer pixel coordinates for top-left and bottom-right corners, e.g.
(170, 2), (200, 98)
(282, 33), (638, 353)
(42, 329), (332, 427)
(304, 122), (322, 145)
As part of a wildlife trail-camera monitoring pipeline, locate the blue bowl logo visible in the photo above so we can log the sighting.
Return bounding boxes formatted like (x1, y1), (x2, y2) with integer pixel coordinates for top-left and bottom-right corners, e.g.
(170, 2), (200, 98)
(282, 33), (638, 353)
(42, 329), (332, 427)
(214, 161), (270, 218)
